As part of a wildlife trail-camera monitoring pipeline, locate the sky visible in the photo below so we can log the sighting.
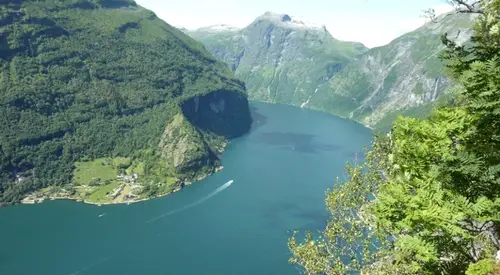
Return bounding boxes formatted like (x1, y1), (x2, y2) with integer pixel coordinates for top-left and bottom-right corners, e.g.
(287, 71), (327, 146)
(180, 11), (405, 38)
(135, 0), (455, 48)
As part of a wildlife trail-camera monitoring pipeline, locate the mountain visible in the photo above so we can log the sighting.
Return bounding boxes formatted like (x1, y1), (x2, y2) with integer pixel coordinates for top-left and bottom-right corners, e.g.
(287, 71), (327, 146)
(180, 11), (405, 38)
(0, 0), (251, 203)
(187, 12), (368, 106)
(308, 12), (477, 128)
(188, 12), (476, 129)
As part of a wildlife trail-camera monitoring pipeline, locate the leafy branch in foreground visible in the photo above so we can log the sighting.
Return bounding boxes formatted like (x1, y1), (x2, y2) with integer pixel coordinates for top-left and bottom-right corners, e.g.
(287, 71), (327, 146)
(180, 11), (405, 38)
(289, 1), (500, 274)
(425, 0), (500, 21)
(288, 138), (392, 275)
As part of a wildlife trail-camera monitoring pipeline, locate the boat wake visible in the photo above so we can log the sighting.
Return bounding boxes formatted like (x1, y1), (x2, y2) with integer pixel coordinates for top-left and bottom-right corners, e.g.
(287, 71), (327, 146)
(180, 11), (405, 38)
(67, 180), (233, 275)
(68, 255), (115, 275)
(146, 180), (233, 224)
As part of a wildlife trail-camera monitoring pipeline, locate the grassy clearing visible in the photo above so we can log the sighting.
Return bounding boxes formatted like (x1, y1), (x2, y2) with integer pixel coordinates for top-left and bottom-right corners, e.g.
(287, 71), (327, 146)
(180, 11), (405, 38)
(126, 161), (144, 175)
(112, 157), (132, 168)
(70, 156), (179, 202)
(73, 157), (131, 185)
(87, 182), (121, 203)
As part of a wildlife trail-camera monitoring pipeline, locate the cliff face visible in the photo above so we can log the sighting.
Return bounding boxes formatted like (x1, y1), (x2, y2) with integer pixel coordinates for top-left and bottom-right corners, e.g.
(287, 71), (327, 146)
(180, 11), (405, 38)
(159, 90), (252, 178)
(181, 90), (252, 139)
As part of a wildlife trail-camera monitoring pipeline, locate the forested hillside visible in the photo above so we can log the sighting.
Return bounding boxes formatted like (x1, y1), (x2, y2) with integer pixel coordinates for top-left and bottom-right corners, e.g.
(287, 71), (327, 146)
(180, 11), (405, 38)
(289, 1), (500, 274)
(0, 0), (251, 203)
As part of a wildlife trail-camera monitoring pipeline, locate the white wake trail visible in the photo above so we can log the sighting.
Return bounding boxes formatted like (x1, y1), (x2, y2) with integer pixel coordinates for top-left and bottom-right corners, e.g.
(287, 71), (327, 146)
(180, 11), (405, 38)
(67, 180), (234, 275)
(146, 180), (233, 224)
(68, 255), (115, 275)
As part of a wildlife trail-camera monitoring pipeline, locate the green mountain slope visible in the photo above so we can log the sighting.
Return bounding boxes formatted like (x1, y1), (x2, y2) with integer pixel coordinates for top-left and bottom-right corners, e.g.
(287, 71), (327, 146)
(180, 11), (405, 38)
(308, 13), (476, 127)
(187, 12), (368, 106)
(189, 12), (476, 129)
(0, 0), (251, 203)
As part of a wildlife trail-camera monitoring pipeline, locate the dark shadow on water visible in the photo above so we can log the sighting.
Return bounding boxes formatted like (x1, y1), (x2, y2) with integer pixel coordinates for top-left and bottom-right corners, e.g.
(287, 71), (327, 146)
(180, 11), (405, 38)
(254, 132), (340, 153)
(249, 106), (268, 133)
(261, 201), (329, 233)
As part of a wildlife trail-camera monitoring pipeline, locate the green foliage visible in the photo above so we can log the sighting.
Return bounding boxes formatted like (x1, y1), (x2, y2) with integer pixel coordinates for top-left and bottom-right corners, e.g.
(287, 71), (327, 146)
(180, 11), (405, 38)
(466, 259), (497, 275)
(373, 85), (462, 133)
(289, 2), (500, 274)
(0, 0), (248, 203)
(289, 139), (391, 275)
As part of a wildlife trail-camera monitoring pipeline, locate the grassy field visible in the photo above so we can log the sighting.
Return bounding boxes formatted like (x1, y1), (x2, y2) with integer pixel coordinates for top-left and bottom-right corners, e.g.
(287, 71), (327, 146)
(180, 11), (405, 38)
(126, 161), (144, 175)
(73, 157), (132, 185)
(26, 156), (183, 203)
(69, 157), (181, 202)
(86, 182), (121, 203)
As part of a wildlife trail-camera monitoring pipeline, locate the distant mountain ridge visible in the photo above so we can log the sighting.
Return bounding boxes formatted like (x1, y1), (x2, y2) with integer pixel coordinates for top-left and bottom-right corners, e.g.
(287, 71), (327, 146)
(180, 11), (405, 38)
(309, 12), (477, 128)
(186, 12), (368, 107)
(187, 12), (476, 129)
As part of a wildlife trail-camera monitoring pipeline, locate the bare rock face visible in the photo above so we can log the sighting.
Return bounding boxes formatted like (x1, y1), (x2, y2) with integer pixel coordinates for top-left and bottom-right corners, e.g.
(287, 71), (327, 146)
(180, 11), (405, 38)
(159, 89), (251, 179)
(159, 114), (216, 176)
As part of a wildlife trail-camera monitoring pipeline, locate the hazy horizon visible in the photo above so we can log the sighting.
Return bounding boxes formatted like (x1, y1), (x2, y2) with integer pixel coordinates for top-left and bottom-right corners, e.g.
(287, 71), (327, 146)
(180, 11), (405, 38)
(135, 0), (454, 48)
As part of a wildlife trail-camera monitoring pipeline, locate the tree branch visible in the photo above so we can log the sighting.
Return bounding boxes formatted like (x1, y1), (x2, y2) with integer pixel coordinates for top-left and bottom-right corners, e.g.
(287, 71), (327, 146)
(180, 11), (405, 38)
(452, 0), (500, 20)
(453, 0), (477, 12)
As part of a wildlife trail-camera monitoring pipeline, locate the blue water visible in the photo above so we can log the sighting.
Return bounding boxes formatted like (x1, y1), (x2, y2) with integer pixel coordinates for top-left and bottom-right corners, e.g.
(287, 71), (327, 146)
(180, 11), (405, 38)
(0, 102), (372, 275)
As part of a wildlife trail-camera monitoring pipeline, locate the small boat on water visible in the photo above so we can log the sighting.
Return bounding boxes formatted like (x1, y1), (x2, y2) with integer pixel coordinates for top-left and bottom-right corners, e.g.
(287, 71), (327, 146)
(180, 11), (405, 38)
(98, 213), (106, 218)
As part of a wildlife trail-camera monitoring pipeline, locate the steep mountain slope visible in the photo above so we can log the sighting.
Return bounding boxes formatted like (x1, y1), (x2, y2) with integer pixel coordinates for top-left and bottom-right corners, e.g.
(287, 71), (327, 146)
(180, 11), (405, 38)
(308, 13), (476, 127)
(189, 12), (476, 129)
(0, 0), (251, 203)
(187, 12), (367, 106)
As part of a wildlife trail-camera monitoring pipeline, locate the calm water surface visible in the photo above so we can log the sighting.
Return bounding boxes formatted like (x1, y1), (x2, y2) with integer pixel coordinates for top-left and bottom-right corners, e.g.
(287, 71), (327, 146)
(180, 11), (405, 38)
(0, 102), (372, 275)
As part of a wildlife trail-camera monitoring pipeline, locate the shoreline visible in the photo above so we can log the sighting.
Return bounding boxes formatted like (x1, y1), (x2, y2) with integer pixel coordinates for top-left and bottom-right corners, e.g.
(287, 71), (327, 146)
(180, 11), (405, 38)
(20, 166), (224, 207)
(251, 100), (374, 130)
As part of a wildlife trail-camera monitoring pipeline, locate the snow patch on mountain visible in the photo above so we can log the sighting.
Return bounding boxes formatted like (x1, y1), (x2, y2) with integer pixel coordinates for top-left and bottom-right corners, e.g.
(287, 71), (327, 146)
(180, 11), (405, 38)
(257, 12), (326, 31)
(196, 24), (240, 32)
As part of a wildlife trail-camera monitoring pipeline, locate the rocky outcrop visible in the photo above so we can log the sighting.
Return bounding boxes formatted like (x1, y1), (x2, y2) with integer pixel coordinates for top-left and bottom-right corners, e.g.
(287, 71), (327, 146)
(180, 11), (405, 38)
(159, 114), (218, 177)
(159, 90), (252, 179)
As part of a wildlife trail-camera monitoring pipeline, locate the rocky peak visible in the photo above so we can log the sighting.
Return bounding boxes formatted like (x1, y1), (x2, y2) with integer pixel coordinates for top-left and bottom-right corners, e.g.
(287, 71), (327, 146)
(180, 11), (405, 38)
(255, 11), (325, 31)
